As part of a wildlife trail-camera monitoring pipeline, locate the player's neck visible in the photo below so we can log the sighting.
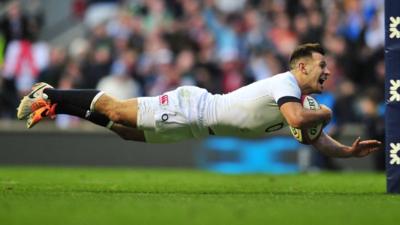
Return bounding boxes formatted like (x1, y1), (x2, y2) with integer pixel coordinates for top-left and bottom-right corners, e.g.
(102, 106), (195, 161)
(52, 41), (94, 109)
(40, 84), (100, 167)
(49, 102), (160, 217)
(290, 69), (313, 95)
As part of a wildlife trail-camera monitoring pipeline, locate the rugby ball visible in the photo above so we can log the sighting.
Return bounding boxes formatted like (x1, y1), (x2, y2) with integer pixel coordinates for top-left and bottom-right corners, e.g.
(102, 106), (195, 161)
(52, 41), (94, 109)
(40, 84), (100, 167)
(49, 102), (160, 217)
(289, 95), (323, 144)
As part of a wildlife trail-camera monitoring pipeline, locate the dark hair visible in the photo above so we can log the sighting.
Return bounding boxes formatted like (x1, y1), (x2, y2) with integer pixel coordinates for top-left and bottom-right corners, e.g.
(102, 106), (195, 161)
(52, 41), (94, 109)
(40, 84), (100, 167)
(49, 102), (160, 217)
(289, 43), (325, 70)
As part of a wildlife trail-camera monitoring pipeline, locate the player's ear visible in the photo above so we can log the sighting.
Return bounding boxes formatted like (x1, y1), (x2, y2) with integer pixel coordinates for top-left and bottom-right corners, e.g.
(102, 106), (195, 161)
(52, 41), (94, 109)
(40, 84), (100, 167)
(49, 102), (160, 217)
(298, 62), (308, 75)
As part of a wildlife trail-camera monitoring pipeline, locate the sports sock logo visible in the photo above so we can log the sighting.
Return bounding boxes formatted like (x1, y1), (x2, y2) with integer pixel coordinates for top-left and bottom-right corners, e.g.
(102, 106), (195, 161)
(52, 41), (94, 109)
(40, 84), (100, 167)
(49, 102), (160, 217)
(390, 16), (400, 39)
(85, 110), (91, 118)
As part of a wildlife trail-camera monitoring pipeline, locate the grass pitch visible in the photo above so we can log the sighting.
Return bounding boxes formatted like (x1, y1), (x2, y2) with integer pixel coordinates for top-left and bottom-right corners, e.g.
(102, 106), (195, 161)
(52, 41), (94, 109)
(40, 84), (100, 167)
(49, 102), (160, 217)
(0, 167), (399, 225)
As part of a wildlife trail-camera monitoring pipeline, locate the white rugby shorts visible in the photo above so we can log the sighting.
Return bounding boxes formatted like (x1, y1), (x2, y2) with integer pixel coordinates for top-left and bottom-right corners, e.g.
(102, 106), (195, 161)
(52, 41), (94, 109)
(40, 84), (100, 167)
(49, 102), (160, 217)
(137, 86), (212, 143)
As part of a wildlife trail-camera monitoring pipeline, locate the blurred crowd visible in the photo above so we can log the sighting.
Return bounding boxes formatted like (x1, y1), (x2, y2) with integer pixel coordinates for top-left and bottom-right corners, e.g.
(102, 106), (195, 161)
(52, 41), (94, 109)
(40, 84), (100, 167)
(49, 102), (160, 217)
(0, 0), (385, 169)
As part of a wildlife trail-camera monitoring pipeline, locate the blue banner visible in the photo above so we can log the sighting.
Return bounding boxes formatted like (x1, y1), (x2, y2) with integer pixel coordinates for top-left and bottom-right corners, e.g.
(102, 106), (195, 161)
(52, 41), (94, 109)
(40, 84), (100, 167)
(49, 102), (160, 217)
(385, 0), (400, 193)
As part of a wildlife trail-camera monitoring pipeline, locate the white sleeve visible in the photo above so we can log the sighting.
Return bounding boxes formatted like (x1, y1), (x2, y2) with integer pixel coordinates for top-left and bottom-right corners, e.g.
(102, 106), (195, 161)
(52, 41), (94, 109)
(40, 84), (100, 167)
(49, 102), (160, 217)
(269, 75), (301, 107)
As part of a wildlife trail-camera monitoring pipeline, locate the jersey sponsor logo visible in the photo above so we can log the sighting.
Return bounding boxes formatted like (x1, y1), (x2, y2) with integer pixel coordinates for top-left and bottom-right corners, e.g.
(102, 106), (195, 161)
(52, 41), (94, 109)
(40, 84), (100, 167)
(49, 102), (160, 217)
(390, 143), (400, 165)
(84, 110), (91, 119)
(159, 95), (169, 105)
(389, 16), (400, 39)
(389, 79), (400, 102)
(161, 113), (169, 122)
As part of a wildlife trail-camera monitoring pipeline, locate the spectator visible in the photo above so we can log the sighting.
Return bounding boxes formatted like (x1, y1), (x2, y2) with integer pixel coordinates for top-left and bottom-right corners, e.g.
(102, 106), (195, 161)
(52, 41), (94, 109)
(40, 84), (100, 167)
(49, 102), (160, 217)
(81, 46), (112, 89)
(357, 87), (385, 171)
(38, 46), (67, 88)
(0, 1), (35, 49)
(267, 12), (298, 58)
(84, 0), (120, 28)
(142, 0), (173, 34)
(2, 40), (49, 95)
(90, 23), (113, 53)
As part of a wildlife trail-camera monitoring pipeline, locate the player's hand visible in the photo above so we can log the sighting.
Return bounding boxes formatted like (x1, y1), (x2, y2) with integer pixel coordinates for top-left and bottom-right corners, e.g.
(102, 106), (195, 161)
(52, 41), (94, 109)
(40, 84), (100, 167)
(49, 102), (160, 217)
(346, 137), (382, 157)
(319, 104), (332, 126)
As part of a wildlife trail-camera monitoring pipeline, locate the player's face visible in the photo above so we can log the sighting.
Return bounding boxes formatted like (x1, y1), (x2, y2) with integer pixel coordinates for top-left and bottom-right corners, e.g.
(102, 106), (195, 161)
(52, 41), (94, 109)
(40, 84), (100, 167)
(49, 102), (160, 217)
(306, 52), (330, 94)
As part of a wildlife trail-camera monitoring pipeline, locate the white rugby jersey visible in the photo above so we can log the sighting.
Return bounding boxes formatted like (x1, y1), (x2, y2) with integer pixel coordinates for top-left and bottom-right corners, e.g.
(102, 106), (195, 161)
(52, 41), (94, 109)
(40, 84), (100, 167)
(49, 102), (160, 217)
(204, 71), (301, 138)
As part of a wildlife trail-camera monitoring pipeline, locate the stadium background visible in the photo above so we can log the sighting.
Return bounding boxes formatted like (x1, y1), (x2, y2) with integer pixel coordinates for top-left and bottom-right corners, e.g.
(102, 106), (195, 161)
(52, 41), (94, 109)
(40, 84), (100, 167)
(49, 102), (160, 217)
(0, 0), (385, 171)
(1, 1), (398, 225)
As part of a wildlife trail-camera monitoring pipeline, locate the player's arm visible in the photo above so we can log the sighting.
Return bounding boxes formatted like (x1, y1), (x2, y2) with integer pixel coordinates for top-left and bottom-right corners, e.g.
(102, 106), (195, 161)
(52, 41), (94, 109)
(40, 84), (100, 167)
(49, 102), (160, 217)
(311, 132), (382, 158)
(280, 101), (331, 128)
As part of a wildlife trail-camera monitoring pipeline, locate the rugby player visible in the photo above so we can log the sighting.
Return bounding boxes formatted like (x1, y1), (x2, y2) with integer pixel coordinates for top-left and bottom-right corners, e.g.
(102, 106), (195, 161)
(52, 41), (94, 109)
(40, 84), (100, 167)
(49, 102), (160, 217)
(17, 43), (381, 158)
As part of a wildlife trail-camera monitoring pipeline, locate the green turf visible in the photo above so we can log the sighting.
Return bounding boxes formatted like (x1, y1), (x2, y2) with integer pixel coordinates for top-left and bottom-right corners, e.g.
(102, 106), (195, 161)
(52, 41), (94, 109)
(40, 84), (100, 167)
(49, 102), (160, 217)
(0, 167), (399, 225)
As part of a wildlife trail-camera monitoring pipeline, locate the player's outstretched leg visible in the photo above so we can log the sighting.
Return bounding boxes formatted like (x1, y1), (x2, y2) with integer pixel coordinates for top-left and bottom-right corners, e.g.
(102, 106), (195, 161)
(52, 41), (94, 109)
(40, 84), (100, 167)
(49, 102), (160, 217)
(30, 103), (145, 141)
(17, 82), (145, 141)
(17, 85), (145, 141)
(42, 87), (139, 128)
(17, 82), (140, 129)
(26, 103), (112, 129)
